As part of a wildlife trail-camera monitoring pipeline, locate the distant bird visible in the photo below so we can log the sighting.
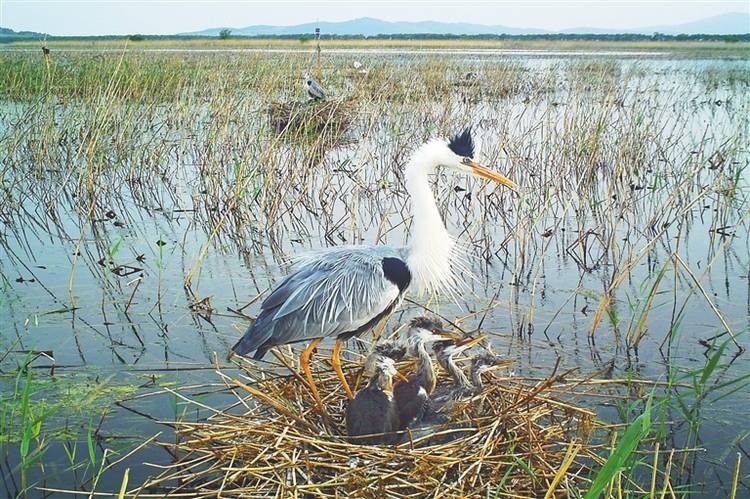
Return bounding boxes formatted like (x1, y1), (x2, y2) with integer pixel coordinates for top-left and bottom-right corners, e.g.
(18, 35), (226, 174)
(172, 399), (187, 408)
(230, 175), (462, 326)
(351, 60), (368, 75)
(229, 127), (516, 412)
(345, 355), (399, 445)
(394, 317), (472, 430)
(303, 73), (326, 101)
(42, 46), (50, 56)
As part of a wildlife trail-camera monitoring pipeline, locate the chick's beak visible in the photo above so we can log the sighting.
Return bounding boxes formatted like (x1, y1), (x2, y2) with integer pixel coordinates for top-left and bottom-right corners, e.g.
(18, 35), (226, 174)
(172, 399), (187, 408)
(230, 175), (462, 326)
(470, 161), (517, 191)
(456, 335), (487, 349)
(434, 328), (463, 341)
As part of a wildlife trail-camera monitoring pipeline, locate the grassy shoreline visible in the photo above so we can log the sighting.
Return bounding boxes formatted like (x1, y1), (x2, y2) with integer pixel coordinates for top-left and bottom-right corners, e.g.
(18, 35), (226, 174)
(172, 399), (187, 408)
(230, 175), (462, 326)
(4, 37), (749, 57)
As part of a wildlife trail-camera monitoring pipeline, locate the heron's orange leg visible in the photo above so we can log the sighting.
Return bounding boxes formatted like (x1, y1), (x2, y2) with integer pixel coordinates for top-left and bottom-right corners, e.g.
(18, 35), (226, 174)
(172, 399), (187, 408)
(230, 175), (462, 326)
(301, 338), (324, 411)
(332, 338), (354, 400)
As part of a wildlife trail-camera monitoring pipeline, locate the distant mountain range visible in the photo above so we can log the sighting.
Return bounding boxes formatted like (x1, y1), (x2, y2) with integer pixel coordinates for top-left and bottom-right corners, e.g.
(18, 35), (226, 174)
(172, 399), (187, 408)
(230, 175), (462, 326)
(0, 27), (47, 38)
(182, 13), (749, 37)
(183, 18), (546, 37)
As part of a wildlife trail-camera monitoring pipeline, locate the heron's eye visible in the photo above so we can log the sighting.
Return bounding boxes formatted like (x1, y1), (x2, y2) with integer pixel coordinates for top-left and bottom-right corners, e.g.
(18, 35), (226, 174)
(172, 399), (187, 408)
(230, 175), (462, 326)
(461, 157), (472, 165)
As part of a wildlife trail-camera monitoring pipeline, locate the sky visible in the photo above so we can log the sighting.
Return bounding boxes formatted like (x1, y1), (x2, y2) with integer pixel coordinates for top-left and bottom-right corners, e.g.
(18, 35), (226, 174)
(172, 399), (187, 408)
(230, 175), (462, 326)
(1, 0), (748, 36)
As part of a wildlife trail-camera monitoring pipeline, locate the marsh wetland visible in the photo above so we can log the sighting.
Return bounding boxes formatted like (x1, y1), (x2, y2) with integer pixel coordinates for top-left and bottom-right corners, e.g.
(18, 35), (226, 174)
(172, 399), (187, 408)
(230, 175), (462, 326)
(0, 44), (749, 496)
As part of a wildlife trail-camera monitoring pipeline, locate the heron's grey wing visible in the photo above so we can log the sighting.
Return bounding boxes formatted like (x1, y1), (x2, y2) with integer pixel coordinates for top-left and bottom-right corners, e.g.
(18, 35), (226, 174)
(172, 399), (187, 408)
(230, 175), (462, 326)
(232, 246), (409, 357)
(260, 266), (316, 312)
(230, 266), (318, 357)
(308, 79), (326, 99)
(270, 246), (404, 344)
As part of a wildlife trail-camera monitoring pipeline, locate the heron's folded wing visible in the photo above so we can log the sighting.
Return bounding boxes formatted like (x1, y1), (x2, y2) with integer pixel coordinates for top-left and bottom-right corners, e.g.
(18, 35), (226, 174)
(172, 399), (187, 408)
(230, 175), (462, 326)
(268, 246), (405, 344)
(310, 80), (326, 99)
(260, 266), (316, 312)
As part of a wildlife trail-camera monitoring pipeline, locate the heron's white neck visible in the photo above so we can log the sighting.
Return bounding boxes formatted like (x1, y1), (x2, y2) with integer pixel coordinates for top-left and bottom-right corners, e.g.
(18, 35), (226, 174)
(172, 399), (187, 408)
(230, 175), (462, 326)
(404, 143), (455, 295)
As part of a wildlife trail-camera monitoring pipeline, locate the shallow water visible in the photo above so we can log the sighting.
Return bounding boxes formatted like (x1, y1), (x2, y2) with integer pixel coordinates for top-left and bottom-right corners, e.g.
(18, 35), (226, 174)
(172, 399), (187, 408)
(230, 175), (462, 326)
(0, 52), (748, 496)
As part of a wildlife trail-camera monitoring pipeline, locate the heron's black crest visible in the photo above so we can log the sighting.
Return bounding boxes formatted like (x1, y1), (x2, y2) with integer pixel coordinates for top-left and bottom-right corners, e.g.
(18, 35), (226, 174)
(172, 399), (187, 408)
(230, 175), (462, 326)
(410, 316), (444, 332)
(382, 257), (411, 293)
(447, 127), (475, 159)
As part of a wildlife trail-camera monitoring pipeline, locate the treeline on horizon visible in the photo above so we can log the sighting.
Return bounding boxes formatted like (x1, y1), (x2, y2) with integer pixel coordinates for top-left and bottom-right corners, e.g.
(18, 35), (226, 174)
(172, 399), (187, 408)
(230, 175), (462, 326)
(1, 32), (748, 43)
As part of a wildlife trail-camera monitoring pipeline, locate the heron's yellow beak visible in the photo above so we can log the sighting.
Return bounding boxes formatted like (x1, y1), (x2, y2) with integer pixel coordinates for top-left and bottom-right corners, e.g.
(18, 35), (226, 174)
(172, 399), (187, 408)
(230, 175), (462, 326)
(456, 335), (487, 349)
(470, 162), (517, 191)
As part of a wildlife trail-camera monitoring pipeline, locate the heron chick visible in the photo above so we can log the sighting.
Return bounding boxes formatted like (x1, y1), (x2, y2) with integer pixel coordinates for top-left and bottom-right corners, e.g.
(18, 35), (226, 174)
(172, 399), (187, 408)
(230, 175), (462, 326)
(346, 355), (399, 445)
(405, 346), (505, 446)
(469, 352), (507, 391)
(432, 336), (491, 402)
(393, 317), (464, 430)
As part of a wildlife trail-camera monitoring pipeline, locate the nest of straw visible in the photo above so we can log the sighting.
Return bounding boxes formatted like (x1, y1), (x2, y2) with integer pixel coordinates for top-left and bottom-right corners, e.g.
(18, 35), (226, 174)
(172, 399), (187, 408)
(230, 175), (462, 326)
(140, 349), (607, 498)
(268, 99), (356, 136)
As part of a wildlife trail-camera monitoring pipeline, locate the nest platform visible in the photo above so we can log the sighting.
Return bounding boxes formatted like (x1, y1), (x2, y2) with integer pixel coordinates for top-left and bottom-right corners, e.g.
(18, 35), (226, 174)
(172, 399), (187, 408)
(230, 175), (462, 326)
(268, 99), (356, 136)
(134, 348), (630, 498)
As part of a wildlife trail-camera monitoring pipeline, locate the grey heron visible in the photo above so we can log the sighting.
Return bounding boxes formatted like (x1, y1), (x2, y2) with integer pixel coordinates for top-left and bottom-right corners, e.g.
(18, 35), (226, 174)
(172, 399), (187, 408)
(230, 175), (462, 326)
(229, 127), (516, 411)
(304, 73), (326, 101)
(345, 354), (399, 445)
(352, 60), (367, 75)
